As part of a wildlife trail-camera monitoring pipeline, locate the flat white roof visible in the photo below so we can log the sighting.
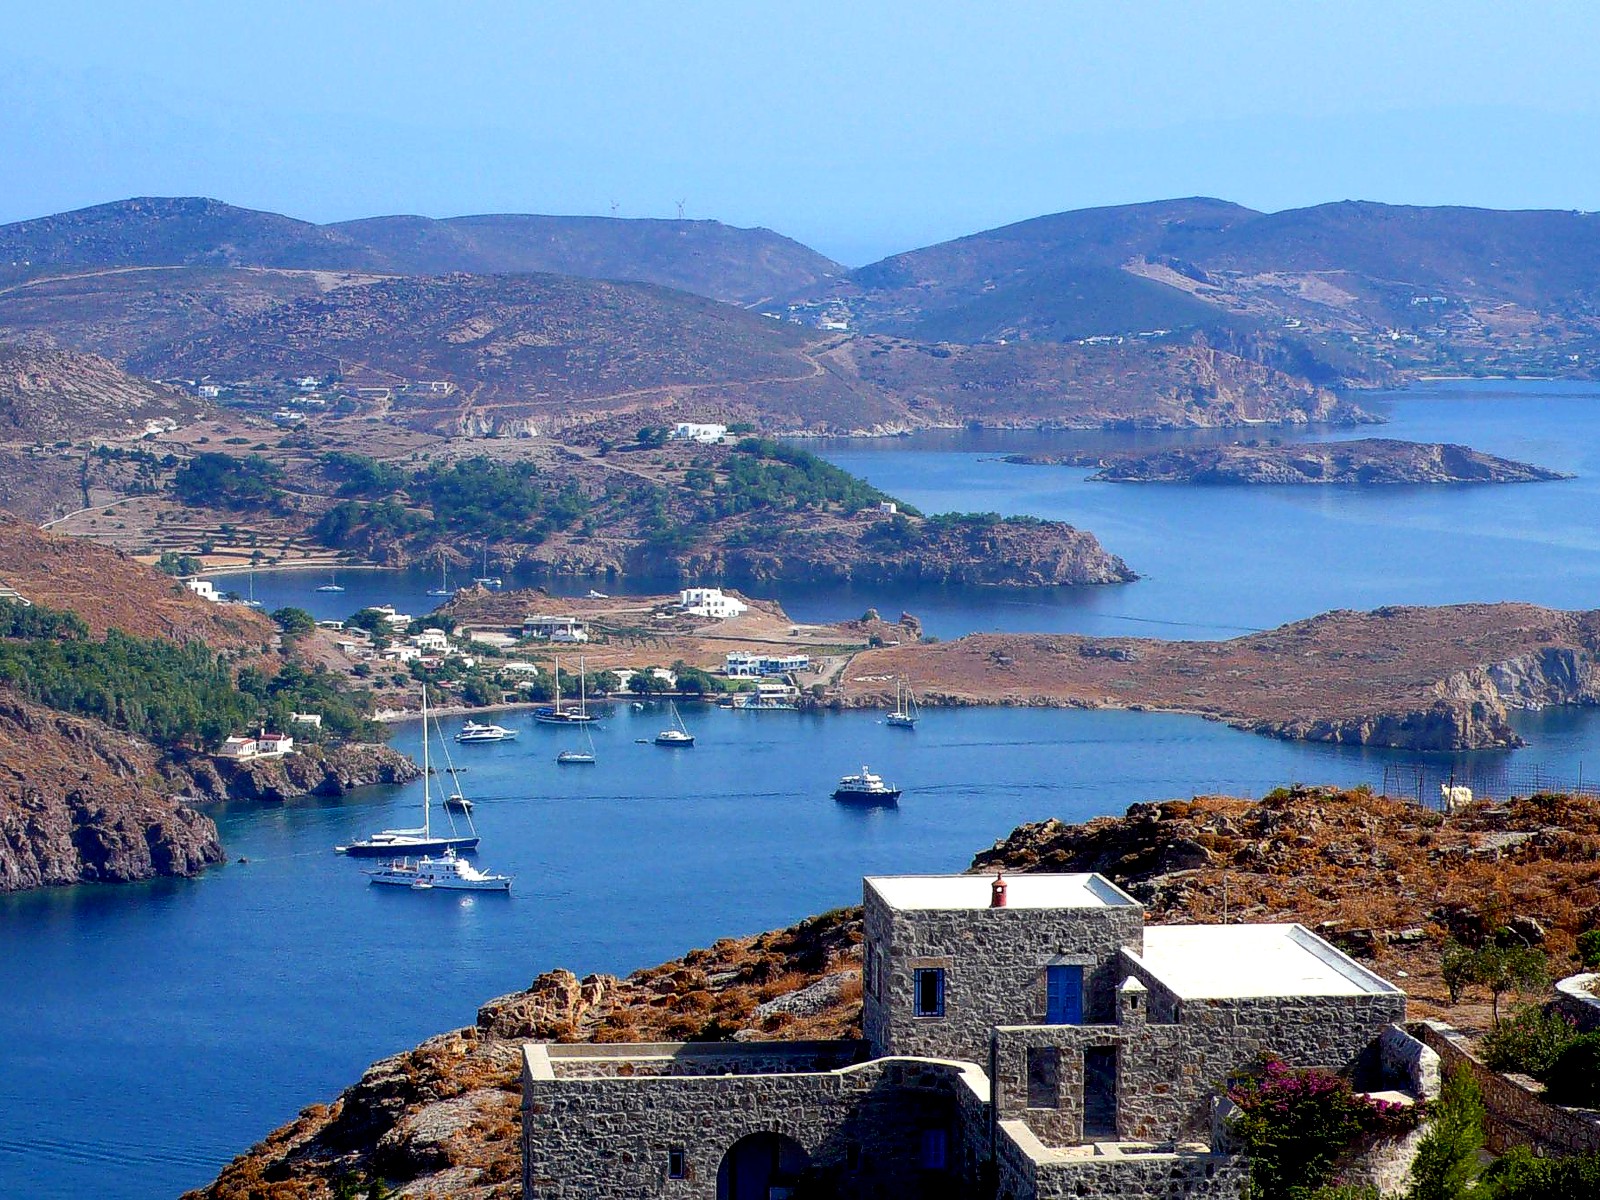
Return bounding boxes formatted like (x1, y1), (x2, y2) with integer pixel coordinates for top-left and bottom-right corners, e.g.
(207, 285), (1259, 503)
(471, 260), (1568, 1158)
(1133, 924), (1401, 999)
(866, 873), (1139, 911)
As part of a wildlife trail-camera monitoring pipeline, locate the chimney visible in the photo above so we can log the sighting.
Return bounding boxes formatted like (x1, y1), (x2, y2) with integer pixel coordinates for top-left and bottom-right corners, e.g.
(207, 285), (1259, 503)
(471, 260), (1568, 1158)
(990, 873), (1008, 908)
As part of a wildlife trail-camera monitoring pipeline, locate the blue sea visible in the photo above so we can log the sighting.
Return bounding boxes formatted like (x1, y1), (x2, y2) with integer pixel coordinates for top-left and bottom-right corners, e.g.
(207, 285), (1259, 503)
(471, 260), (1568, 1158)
(7, 379), (1600, 1199)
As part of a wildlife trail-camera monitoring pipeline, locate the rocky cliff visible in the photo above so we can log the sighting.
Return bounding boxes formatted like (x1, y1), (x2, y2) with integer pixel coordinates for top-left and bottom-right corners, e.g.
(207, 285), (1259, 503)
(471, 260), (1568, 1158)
(177, 742), (422, 804)
(0, 695), (224, 891)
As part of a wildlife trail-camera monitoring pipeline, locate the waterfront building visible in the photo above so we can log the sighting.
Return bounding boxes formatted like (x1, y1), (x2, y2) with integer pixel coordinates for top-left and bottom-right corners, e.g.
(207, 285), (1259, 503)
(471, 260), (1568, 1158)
(679, 588), (749, 619)
(724, 650), (810, 678)
(670, 422), (728, 444)
(184, 578), (222, 602)
(523, 871), (1430, 1199)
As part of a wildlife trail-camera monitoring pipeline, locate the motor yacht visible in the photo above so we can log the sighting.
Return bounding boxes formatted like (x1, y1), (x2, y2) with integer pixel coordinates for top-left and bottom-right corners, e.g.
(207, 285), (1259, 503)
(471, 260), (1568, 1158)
(832, 765), (902, 804)
(365, 850), (510, 892)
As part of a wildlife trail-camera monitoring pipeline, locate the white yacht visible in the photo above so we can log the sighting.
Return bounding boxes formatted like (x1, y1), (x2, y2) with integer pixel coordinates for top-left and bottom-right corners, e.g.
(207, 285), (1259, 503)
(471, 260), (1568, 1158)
(366, 850), (510, 892)
(886, 678), (920, 728)
(315, 570), (345, 593)
(455, 720), (518, 744)
(832, 765), (902, 804)
(338, 689), (480, 856)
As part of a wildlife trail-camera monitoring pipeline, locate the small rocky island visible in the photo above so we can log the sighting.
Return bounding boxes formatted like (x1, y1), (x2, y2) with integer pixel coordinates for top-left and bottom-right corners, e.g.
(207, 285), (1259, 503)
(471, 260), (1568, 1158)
(1006, 438), (1571, 485)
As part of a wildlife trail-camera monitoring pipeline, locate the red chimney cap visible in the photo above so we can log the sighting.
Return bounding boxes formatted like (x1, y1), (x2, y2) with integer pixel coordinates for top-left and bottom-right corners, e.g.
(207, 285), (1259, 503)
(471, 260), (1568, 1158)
(990, 873), (1008, 907)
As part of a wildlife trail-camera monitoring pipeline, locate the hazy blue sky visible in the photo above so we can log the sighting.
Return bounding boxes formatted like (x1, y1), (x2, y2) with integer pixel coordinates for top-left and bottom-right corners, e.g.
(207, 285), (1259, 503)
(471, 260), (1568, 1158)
(4, 1), (1599, 264)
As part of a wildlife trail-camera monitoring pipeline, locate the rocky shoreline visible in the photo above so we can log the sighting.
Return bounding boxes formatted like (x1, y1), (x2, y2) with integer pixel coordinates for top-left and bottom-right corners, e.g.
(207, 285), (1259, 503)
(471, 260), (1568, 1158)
(836, 604), (1600, 752)
(0, 694), (420, 894)
(1005, 437), (1571, 486)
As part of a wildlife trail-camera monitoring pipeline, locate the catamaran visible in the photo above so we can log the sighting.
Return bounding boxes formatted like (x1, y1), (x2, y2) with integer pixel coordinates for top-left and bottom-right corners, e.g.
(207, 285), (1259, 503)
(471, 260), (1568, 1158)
(337, 688), (481, 856)
(534, 657), (598, 725)
(886, 678), (920, 728)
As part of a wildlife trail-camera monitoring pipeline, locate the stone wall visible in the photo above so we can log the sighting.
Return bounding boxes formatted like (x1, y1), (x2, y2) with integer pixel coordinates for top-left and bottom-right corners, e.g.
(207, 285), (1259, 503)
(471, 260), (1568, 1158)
(1416, 1020), (1600, 1157)
(1554, 973), (1600, 1033)
(537, 1040), (868, 1078)
(864, 882), (1145, 1064)
(989, 988), (1407, 1146)
(522, 1048), (988, 1199)
(994, 1120), (1246, 1200)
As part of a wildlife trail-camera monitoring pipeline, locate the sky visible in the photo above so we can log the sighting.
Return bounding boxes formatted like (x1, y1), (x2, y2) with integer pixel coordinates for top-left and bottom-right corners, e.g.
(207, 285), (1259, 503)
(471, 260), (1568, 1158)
(4, 1), (1599, 265)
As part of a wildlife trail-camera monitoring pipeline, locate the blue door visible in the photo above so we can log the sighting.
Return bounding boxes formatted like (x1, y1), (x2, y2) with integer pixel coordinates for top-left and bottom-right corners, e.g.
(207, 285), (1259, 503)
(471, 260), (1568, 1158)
(1046, 965), (1083, 1024)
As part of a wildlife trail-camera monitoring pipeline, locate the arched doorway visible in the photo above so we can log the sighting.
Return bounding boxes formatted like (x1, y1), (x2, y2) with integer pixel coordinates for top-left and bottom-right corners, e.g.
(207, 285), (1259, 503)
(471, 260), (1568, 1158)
(716, 1131), (809, 1200)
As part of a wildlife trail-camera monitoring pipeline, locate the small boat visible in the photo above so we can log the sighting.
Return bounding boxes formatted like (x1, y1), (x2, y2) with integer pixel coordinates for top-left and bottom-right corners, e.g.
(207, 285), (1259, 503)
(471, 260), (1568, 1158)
(338, 688), (481, 856)
(366, 850), (510, 892)
(632, 701), (646, 711)
(455, 720), (518, 743)
(242, 568), (265, 608)
(655, 701), (694, 747)
(315, 570), (345, 594)
(443, 792), (473, 813)
(886, 677), (920, 728)
(586, 589), (609, 599)
(474, 577), (503, 588)
(832, 765), (901, 805)
(557, 749), (596, 765)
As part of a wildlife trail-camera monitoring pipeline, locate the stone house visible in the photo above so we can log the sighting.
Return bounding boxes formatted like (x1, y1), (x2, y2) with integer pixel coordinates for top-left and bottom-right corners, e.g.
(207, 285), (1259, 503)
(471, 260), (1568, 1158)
(522, 871), (1428, 1200)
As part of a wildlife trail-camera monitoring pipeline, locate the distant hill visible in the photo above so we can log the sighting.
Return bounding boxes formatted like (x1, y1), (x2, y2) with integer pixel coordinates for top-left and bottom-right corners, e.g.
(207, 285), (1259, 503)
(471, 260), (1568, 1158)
(0, 343), (207, 441)
(816, 198), (1600, 379)
(330, 213), (842, 304)
(0, 197), (842, 305)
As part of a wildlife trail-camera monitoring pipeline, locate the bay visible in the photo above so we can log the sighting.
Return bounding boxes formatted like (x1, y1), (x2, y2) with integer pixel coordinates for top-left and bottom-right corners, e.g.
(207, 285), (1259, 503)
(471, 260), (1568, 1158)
(8, 379), (1600, 1199)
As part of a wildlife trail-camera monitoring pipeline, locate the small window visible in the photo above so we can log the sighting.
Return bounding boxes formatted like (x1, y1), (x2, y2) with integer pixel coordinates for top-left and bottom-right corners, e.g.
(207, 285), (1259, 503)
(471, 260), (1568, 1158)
(919, 1128), (948, 1170)
(914, 967), (945, 1017)
(667, 1147), (686, 1179)
(1027, 1045), (1061, 1109)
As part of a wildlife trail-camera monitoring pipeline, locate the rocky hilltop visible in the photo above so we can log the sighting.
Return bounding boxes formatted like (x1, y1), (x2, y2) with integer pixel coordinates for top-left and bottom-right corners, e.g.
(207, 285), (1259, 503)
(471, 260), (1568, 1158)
(841, 603), (1600, 751)
(1009, 438), (1572, 485)
(185, 786), (1600, 1199)
(0, 694), (223, 891)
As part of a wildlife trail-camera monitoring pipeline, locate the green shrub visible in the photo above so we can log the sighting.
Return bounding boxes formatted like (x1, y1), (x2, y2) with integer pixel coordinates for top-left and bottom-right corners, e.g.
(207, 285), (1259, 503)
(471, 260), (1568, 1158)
(1541, 1033), (1600, 1107)
(1407, 1065), (1484, 1200)
(1478, 1146), (1600, 1199)
(1577, 930), (1600, 970)
(1480, 1006), (1580, 1077)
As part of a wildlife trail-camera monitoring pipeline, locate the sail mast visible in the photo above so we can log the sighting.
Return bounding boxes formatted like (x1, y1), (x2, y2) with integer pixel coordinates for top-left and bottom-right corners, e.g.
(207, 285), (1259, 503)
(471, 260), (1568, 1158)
(421, 685), (430, 840)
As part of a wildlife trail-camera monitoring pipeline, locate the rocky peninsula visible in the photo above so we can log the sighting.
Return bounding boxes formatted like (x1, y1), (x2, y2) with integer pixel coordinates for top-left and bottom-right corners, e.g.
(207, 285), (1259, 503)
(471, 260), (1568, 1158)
(1005, 437), (1571, 485)
(840, 603), (1600, 751)
(184, 786), (1600, 1200)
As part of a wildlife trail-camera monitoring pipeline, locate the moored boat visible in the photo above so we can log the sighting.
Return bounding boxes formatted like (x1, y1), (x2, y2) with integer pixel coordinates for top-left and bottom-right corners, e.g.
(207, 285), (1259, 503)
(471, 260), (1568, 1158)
(832, 765), (901, 804)
(365, 850), (510, 892)
(455, 720), (518, 743)
(655, 700), (694, 746)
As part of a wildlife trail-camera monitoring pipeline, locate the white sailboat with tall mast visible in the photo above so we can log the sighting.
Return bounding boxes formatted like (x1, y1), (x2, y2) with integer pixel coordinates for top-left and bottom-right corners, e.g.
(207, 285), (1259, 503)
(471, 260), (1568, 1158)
(337, 687), (481, 856)
(557, 666), (598, 763)
(886, 677), (920, 728)
(426, 554), (454, 597)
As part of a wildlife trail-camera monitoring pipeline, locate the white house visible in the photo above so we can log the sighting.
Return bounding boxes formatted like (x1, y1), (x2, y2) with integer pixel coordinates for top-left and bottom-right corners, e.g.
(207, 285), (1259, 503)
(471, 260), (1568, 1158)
(500, 661), (541, 676)
(877, 501), (898, 515)
(523, 615), (589, 643)
(255, 732), (294, 757)
(370, 605), (414, 629)
(217, 735), (258, 760)
(670, 422), (728, 444)
(410, 628), (450, 653)
(724, 651), (811, 678)
(381, 645), (423, 664)
(680, 587), (749, 620)
(290, 712), (322, 729)
(185, 579), (222, 603)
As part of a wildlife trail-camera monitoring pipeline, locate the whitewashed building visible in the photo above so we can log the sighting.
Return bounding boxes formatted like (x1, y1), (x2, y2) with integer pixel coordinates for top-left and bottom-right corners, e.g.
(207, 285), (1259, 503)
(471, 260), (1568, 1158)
(724, 651), (811, 678)
(185, 579), (222, 602)
(679, 587), (749, 620)
(670, 422), (728, 444)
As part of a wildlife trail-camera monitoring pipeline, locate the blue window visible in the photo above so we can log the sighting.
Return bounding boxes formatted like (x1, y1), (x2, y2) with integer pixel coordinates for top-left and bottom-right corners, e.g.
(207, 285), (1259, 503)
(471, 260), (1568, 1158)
(920, 1128), (948, 1170)
(914, 967), (945, 1017)
(1045, 965), (1083, 1024)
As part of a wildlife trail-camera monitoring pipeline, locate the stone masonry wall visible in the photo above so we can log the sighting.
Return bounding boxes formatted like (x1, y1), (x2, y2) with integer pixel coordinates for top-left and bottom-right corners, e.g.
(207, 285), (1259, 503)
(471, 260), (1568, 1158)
(990, 990), (1406, 1146)
(994, 1119), (1246, 1200)
(865, 885), (1145, 1065)
(1417, 1020), (1600, 1157)
(1554, 973), (1600, 1033)
(522, 1051), (987, 1200)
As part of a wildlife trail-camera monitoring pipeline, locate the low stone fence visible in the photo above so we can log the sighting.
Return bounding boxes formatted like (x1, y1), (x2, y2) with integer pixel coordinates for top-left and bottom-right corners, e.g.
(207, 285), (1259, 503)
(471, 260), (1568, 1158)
(531, 1039), (869, 1078)
(1553, 973), (1600, 1033)
(995, 1119), (1247, 1200)
(1415, 1019), (1600, 1157)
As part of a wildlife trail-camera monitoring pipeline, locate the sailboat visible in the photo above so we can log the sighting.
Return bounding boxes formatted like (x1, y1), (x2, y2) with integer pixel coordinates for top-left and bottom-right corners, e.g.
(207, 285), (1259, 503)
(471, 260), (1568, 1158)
(655, 700), (694, 747)
(426, 556), (454, 597)
(337, 687), (481, 857)
(557, 668), (598, 763)
(886, 677), (920, 728)
(237, 566), (264, 608)
(473, 544), (503, 589)
(535, 657), (598, 725)
(315, 568), (344, 594)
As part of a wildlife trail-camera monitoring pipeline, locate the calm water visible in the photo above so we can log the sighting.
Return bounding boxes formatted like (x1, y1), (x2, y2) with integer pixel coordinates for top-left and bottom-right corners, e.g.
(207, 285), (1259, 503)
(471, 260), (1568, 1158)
(10, 379), (1600, 1199)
